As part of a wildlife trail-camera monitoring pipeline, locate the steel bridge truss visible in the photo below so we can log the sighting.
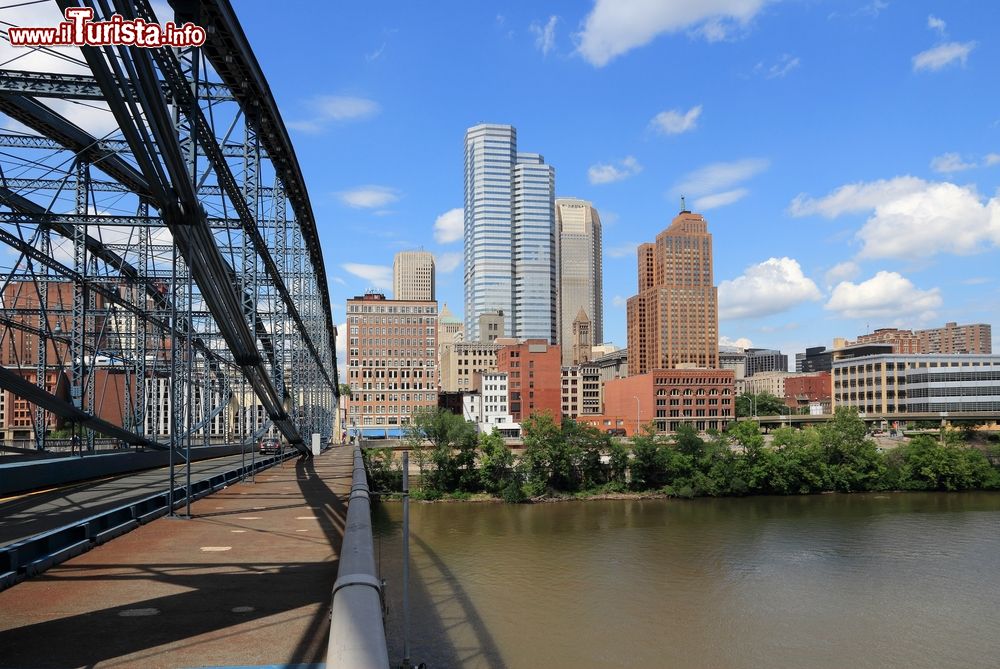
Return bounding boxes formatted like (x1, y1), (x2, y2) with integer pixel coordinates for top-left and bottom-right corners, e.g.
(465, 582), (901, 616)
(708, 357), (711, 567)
(0, 0), (338, 456)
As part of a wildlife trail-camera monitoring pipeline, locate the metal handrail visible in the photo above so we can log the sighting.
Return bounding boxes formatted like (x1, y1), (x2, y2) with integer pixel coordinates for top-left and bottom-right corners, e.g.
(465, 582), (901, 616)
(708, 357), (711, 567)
(326, 446), (389, 668)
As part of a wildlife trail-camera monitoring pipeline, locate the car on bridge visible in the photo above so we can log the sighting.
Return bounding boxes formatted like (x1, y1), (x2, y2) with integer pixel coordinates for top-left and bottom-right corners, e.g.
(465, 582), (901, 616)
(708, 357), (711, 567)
(259, 437), (282, 455)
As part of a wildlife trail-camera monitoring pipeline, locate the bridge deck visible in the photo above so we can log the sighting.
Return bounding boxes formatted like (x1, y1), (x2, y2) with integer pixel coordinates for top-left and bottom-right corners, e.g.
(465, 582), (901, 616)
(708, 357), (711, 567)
(0, 446), (353, 669)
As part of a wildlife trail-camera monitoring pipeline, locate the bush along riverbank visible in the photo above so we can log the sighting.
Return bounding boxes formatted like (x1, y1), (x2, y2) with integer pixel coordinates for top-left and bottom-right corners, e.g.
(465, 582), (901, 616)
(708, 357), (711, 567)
(361, 407), (1000, 502)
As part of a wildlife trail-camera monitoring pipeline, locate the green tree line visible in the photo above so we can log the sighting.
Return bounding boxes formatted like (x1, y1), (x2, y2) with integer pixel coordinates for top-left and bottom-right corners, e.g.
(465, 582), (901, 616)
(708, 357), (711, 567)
(362, 407), (1000, 501)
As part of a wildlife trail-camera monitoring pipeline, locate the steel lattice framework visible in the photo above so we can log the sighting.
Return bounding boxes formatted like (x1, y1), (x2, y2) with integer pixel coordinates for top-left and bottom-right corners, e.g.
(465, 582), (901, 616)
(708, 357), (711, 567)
(0, 0), (339, 456)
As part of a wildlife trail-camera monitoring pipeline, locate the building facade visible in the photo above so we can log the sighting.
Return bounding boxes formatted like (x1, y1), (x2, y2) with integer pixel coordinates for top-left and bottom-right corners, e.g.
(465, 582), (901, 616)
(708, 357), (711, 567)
(438, 340), (503, 392)
(561, 364), (602, 420)
(393, 250), (435, 301)
(745, 348), (789, 377)
(916, 322), (991, 354)
(345, 292), (438, 429)
(832, 354), (1000, 414)
(555, 198), (603, 363)
(626, 209), (718, 375)
(719, 347), (747, 380)
(495, 339), (562, 423)
(580, 369), (735, 436)
(463, 124), (556, 343)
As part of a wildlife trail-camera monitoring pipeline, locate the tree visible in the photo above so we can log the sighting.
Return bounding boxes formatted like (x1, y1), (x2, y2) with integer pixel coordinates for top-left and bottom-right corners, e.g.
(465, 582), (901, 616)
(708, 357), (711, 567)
(736, 391), (788, 418)
(629, 425), (666, 490)
(607, 439), (629, 486)
(818, 407), (884, 492)
(410, 408), (476, 494)
(521, 412), (568, 495)
(338, 383), (353, 399)
(479, 430), (515, 496)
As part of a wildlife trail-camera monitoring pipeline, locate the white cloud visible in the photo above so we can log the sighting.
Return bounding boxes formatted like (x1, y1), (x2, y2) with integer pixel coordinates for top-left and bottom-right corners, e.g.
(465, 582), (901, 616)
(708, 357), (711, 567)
(792, 176), (1000, 259)
(673, 158), (769, 199)
(611, 295), (628, 308)
(927, 15), (947, 35)
(341, 263), (392, 290)
(366, 43), (387, 62)
(824, 260), (860, 288)
(754, 53), (800, 79)
(337, 186), (399, 209)
(650, 105), (702, 135)
(576, 0), (771, 67)
(912, 41), (976, 72)
(336, 322), (347, 356)
(531, 15), (559, 56)
(826, 271), (941, 319)
(719, 257), (822, 320)
(289, 95), (380, 133)
(693, 188), (748, 210)
(607, 242), (640, 258)
(588, 156), (643, 184)
(930, 152), (976, 173)
(788, 176), (927, 218)
(434, 208), (463, 244)
(719, 335), (753, 349)
(435, 252), (462, 273)
(984, 153), (1000, 167)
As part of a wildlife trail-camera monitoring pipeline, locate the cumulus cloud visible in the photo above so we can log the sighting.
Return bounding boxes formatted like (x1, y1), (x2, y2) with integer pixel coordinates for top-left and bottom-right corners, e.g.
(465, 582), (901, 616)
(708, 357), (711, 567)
(719, 335), (753, 349)
(337, 186), (399, 209)
(788, 176), (927, 218)
(336, 322), (347, 356)
(435, 252), (463, 274)
(576, 0), (771, 67)
(650, 105), (702, 135)
(927, 15), (947, 35)
(792, 176), (1000, 259)
(985, 153), (1000, 167)
(826, 271), (941, 320)
(341, 263), (392, 290)
(433, 208), (463, 244)
(588, 156), (643, 184)
(912, 41), (976, 72)
(611, 295), (628, 308)
(719, 257), (822, 320)
(531, 15), (559, 55)
(824, 260), (860, 288)
(288, 95), (380, 132)
(930, 152), (976, 173)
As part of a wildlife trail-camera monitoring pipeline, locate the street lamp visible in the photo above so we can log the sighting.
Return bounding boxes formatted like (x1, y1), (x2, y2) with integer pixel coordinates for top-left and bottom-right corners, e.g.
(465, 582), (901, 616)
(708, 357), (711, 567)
(633, 395), (640, 435)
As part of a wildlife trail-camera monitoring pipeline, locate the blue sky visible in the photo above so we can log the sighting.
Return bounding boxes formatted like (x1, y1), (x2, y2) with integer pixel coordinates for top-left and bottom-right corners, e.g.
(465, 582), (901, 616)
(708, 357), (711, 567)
(234, 0), (1000, 369)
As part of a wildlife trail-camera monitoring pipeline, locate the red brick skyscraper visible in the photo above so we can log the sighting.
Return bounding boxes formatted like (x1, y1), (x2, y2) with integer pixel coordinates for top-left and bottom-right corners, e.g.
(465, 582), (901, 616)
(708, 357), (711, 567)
(627, 208), (718, 375)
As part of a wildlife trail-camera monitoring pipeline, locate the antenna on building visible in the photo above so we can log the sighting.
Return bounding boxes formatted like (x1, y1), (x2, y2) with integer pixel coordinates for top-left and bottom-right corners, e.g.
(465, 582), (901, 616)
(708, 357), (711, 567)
(680, 195), (687, 213)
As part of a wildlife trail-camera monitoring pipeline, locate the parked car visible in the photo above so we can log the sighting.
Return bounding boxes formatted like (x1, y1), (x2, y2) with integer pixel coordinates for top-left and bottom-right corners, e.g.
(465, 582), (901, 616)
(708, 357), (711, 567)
(259, 437), (282, 455)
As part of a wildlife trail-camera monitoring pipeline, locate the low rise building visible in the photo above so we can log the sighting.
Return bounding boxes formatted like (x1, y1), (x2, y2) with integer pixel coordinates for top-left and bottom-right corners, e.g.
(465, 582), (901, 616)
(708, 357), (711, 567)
(579, 368), (735, 436)
(745, 348), (788, 377)
(832, 353), (1000, 414)
(496, 339), (562, 423)
(561, 364), (602, 419)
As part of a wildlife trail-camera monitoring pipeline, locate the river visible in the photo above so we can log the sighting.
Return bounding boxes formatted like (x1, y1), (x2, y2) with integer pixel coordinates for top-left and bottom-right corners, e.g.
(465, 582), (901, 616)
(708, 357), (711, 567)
(372, 492), (1000, 668)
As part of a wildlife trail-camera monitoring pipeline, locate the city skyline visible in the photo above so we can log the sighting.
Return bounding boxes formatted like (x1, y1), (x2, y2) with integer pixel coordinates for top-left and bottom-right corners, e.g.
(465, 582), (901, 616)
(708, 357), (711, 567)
(24, 1), (988, 372)
(235, 1), (996, 376)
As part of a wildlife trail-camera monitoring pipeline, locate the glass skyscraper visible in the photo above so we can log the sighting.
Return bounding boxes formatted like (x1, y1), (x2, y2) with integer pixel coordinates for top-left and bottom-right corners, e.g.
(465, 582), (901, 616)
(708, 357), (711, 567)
(464, 124), (556, 343)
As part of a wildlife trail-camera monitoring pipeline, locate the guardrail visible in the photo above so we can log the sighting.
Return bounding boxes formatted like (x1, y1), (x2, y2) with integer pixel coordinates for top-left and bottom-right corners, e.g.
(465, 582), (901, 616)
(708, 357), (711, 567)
(0, 450), (294, 591)
(327, 445), (389, 668)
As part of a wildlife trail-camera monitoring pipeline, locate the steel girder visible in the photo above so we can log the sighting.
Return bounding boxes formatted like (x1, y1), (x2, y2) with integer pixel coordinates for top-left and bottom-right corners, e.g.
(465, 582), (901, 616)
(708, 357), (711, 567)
(0, 0), (338, 453)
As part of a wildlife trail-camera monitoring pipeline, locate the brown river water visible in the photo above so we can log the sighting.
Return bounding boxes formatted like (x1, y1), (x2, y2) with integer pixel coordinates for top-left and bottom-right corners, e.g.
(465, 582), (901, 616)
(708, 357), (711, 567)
(372, 492), (1000, 669)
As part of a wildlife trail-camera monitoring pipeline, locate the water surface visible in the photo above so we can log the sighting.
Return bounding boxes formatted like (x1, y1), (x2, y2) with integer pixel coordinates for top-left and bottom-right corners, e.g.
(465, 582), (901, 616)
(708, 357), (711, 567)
(373, 493), (1000, 668)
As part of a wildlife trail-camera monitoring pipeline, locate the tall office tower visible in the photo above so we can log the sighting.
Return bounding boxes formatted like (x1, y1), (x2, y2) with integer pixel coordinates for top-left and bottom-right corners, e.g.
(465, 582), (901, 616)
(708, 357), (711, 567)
(626, 207), (718, 375)
(393, 250), (435, 301)
(556, 198), (603, 365)
(464, 124), (556, 343)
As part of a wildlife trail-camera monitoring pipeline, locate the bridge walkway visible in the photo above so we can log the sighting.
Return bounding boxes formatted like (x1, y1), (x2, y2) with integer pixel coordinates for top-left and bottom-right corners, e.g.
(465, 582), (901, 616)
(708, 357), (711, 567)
(0, 446), (354, 669)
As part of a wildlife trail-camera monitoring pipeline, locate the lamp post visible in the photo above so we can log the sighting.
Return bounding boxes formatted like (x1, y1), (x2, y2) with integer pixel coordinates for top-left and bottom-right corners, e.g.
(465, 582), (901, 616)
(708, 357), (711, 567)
(633, 395), (640, 435)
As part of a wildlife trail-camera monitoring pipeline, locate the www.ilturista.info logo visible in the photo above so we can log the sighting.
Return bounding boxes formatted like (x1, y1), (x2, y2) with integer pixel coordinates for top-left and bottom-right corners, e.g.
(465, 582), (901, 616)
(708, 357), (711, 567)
(8, 7), (206, 48)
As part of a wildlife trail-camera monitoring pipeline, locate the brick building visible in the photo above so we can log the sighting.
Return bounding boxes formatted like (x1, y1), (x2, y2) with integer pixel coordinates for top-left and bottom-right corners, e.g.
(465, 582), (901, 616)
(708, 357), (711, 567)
(345, 292), (438, 431)
(579, 369), (735, 436)
(626, 209), (718, 375)
(496, 339), (562, 423)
